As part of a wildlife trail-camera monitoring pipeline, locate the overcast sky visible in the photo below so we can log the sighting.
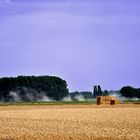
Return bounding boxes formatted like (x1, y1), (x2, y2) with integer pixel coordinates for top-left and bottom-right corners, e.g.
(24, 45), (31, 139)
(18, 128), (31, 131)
(0, 0), (140, 92)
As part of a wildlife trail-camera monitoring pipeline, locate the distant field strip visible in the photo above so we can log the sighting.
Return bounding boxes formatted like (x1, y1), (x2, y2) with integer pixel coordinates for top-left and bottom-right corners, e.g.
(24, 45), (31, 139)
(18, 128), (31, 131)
(0, 105), (140, 140)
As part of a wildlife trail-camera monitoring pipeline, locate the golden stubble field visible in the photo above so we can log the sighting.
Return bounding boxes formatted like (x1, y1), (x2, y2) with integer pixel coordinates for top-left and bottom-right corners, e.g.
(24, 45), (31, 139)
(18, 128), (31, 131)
(0, 104), (140, 140)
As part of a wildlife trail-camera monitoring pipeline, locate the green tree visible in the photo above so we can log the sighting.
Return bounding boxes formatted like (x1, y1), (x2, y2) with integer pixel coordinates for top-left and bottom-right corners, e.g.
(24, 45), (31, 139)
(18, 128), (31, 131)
(0, 75), (69, 101)
(103, 90), (109, 96)
(120, 86), (136, 98)
(93, 85), (103, 97)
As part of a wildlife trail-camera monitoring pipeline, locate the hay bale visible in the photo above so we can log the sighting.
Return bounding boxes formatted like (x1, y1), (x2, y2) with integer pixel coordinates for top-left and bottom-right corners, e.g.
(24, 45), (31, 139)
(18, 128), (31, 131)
(96, 96), (120, 105)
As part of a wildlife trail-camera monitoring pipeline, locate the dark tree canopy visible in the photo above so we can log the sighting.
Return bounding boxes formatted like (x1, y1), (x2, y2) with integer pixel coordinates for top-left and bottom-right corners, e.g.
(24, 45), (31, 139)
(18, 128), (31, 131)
(93, 85), (103, 97)
(102, 90), (109, 96)
(0, 76), (69, 101)
(120, 86), (140, 98)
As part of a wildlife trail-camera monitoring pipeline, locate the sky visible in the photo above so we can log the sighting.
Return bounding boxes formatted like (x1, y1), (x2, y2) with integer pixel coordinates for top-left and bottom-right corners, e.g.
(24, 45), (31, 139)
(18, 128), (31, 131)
(0, 0), (140, 92)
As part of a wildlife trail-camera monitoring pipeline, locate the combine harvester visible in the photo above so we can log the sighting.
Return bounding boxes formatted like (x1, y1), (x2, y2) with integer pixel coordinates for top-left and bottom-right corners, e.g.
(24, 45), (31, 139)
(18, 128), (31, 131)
(96, 96), (120, 105)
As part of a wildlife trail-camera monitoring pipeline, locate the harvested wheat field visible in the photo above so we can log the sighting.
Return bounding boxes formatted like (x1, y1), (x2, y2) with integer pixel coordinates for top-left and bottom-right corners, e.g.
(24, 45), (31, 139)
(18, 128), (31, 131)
(0, 104), (140, 140)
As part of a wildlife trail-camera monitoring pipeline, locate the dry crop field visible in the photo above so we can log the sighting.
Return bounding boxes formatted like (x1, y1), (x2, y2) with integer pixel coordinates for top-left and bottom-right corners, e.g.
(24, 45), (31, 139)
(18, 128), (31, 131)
(0, 104), (140, 140)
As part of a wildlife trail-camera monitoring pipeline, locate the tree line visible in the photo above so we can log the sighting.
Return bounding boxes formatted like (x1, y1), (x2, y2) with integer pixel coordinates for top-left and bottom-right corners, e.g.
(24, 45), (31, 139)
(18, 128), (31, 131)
(0, 75), (139, 102)
(93, 85), (109, 97)
(0, 76), (69, 102)
(92, 85), (140, 98)
(120, 86), (140, 98)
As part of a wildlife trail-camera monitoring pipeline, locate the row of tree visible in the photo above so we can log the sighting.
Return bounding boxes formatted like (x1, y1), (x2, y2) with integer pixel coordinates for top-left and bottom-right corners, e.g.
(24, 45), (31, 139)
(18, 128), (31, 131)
(93, 85), (109, 97)
(93, 85), (140, 98)
(0, 75), (139, 102)
(0, 76), (69, 101)
(120, 86), (140, 98)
